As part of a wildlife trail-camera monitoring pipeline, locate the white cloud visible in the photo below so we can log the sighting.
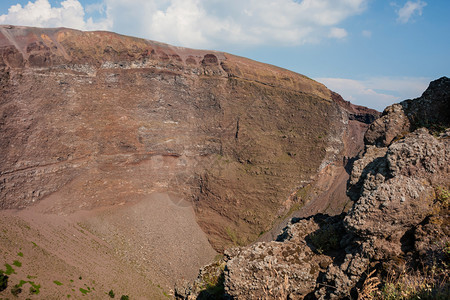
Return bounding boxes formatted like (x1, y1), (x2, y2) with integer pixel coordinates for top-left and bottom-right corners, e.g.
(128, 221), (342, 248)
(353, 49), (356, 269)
(0, 0), (369, 49)
(85, 2), (106, 15)
(0, 0), (111, 30)
(362, 30), (372, 37)
(328, 27), (348, 39)
(395, 0), (427, 23)
(316, 77), (430, 111)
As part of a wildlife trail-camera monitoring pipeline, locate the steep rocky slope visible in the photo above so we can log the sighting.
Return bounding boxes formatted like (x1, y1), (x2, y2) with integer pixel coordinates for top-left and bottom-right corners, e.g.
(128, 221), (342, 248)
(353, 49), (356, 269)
(0, 25), (378, 297)
(180, 77), (449, 299)
(0, 25), (376, 250)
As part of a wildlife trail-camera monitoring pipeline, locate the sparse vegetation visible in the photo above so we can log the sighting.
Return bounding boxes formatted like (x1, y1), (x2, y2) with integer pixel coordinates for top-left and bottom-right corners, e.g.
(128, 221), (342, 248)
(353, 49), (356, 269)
(29, 281), (41, 295)
(11, 284), (22, 296)
(12, 260), (21, 267)
(79, 287), (90, 295)
(378, 268), (449, 300)
(435, 186), (449, 206)
(357, 256), (449, 300)
(194, 258), (226, 299)
(14, 279), (41, 295)
(225, 227), (245, 246)
(108, 289), (115, 298)
(199, 272), (225, 298)
(358, 270), (380, 300)
(53, 280), (63, 286)
(120, 295), (129, 300)
(4, 263), (15, 275)
(29, 285), (39, 295)
(412, 120), (448, 137)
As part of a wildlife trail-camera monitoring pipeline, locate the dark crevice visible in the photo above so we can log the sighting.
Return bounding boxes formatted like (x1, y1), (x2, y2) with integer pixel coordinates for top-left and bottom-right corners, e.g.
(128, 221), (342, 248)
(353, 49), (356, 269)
(235, 117), (240, 140)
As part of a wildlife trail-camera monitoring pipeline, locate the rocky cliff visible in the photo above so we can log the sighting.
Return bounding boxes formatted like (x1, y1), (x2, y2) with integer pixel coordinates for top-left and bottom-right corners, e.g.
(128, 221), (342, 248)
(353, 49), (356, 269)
(0, 25), (376, 252)
(0, 25), (380, 298)
(180, 77), (449, 299)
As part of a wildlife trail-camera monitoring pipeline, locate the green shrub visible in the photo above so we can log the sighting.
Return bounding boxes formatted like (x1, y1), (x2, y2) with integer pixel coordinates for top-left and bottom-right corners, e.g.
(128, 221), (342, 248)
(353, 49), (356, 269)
(4, 263), (15, 275)
(29, 285), (38, 295)
(28, 281), (41, 295)
(53, 280), (63, 286)
(108, 289), (115, 298)
(435, 186), (449, 206)
(12, 260), (21, 267)
(11, 284), (22, 297)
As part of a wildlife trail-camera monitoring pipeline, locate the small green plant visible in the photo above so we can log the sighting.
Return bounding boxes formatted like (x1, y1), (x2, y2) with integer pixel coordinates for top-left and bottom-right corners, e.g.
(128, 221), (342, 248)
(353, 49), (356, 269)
(54, 280), (63, 286)
(79, 287), (90, 295)
(28, 281), (41, 295)
(435, 186), (449, 206)
(4, 263), (15, 275)
(11, 284), (22, 296)
(17, 252), (23, 257)
(29, 285), (38, 294)
(17, 280), (27, 287)
(120, 295), (129, 300)
(12, 260), (21, 267)
(108, 289), (115, 298)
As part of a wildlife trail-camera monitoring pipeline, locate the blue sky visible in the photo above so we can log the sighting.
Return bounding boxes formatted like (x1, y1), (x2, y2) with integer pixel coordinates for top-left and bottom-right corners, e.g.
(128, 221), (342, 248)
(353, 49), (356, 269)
(0, 0), (448, 111)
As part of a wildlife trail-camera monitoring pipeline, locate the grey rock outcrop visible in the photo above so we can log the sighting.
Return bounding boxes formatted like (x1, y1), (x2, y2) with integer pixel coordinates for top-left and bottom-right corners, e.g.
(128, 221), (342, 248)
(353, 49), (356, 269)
(319, 127), (449, 298)
(224, 214), (343, 299)
(183, 77), (449, 299)
(365, 76), (450, 147)
(318, 78), (449, 299)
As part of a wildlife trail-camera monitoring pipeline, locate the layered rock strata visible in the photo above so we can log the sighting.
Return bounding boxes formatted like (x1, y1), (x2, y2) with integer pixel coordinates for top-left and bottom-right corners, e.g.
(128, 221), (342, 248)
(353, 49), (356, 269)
(0, 25), (376, 251)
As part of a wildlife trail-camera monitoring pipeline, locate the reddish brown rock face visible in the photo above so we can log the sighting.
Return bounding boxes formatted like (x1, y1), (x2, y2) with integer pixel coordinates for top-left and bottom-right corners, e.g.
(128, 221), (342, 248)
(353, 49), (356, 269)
(0, 25), (375, 251)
